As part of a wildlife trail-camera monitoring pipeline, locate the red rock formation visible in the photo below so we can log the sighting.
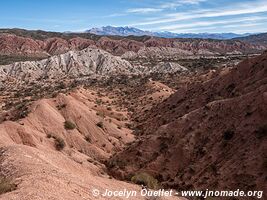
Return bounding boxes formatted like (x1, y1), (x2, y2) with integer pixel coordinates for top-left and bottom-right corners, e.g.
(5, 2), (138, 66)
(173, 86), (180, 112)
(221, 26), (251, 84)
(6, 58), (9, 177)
(0, 34), (46, 56)
(0, 33), (265, 58)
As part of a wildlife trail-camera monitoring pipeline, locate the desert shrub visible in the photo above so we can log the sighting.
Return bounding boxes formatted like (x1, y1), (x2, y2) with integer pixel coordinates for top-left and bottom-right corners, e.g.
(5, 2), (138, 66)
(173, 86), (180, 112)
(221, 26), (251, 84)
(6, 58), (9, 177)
(262, 159), (267, 170)
(256, 124), (267, 139)
(131, 172), (159, 189)
(0, 177), (16, 195)
(96, 122), (104, 129)
(107, 107), (112, 111)
(13, 102), (30, 120)
(96, 112), (105, 118)
(209, 164), (217, 173)
(56, 104), (66, 110)
(85, 135), (91, 143)
(96, 99), (102, 105)
(159, 142), (168, 153)
(54, 137), (65, 151)
(107, 159), (127, 169)
(223, 130), (235, 140)
(125, 123), (132, 129)
(64, 120), (76, 130)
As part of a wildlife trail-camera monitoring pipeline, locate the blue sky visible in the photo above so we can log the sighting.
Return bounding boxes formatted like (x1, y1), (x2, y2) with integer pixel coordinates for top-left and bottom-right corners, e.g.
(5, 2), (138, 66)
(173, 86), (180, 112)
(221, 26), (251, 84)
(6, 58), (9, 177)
(1, 0), (267, 33)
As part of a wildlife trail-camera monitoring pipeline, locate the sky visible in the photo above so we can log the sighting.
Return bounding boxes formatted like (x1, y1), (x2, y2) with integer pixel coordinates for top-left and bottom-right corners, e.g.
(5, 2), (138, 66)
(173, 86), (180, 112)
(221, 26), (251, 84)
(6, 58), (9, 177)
(1, 0), (267, 33)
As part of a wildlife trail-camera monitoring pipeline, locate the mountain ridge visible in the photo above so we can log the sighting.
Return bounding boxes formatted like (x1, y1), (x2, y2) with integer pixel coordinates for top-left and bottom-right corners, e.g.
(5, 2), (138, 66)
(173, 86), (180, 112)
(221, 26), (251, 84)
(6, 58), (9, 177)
(0, 30), (266, 63)
(86, 26), (252, 39)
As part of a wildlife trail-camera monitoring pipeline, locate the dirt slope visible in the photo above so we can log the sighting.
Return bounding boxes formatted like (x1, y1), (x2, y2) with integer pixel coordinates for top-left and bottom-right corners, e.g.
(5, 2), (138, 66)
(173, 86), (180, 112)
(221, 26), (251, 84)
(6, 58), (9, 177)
(108, 51), (267, 197)
(0, 86), (185, 199)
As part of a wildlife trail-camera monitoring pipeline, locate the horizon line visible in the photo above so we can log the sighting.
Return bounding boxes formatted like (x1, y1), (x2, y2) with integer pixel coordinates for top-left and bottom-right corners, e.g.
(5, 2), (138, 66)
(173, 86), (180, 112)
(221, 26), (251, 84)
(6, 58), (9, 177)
(0, 26), (265, 35)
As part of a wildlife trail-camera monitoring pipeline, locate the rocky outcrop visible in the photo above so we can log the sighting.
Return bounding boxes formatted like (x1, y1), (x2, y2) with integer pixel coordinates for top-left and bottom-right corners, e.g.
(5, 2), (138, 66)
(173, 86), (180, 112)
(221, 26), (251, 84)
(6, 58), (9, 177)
(0, 48), (137, 82)
(145, 62), (188, 74)
(0, 34), (97, 57)
(0, 46), (194, 83)
(0, 34), (48, 57)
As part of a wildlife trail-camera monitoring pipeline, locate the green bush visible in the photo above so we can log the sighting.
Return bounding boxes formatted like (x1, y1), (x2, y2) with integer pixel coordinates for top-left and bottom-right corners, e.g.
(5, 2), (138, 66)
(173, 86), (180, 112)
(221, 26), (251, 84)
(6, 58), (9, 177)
(64, 120), (76, 130)
(131, 172), (159, 189)
(0, 177), (16, 195)
(54, 137), (66, 151)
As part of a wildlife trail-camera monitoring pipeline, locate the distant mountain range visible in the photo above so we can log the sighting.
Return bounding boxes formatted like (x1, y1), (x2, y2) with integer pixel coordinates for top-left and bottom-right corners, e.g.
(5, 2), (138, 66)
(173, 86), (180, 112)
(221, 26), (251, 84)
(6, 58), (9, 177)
(86, 26), (251, 39)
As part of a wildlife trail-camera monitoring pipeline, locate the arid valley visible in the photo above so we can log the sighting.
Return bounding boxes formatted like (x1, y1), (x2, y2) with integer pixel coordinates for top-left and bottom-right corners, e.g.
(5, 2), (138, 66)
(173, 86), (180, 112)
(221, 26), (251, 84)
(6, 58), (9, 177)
(0, 28), (266, 199)
(0, 1), (267, 199)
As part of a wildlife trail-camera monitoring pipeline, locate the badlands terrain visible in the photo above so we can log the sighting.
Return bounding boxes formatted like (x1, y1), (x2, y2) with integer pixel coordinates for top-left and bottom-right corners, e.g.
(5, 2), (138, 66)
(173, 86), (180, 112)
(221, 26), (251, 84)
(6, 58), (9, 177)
(0, 29), (266, 200)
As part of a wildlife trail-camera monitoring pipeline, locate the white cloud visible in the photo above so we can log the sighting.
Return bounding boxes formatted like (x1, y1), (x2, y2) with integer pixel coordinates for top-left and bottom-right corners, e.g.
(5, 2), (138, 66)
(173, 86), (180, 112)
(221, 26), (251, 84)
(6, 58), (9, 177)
(160, 0), (206, 9)
(125, 0), (206, 14)
(126, 8), (163, 14)
(131, 1), (267, 26)
(176, 22), (265, 33)
(104, 13), (127, 18)
(157, 16), (267, 31)
(222, 23), (263, 28)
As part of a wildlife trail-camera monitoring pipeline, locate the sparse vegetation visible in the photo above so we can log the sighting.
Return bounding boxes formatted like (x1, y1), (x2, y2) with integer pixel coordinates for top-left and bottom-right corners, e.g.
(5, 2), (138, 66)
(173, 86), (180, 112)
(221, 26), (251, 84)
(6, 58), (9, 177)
(96, 121), (104, 129)
(256, 124), (267, 139)
(0, 177), (16, 195)
(54, 137), (65, 151)
(64, 120), (76, 130)
(96, 99), (102, 105)
(56, 104), (66, 110)
(223, 130), (235, 141)
(0, 55), (45, 65)
(131, 172), (159, 189)
(159, 141), (168, 153)
(262, 159), (267, 170)
(85, 135), (91, 143)
(107, 159), (127, 169)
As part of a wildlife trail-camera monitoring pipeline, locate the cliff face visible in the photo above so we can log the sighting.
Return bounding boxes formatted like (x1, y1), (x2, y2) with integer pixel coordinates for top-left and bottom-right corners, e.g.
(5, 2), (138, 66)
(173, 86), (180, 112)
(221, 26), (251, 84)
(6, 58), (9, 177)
(107, 51), (267, 196)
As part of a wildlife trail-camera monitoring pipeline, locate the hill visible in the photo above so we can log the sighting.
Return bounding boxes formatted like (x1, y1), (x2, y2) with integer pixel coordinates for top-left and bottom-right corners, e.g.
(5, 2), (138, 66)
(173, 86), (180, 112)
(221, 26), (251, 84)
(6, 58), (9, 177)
(236, 32), (267, 45)
(108, 51), (267, 196)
